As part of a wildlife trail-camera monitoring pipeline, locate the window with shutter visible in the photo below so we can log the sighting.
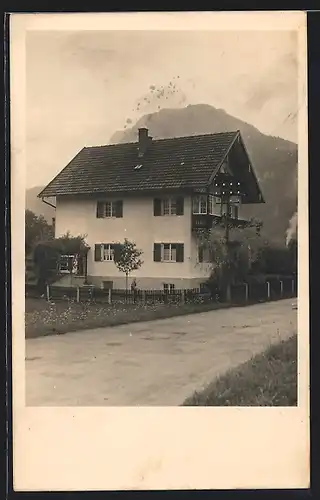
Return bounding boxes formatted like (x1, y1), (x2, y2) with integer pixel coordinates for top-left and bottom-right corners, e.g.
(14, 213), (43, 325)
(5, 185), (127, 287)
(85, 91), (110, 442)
(154, 197), (182, 216)
(155, 243), (184, 262)
(96, 201), (123, 218)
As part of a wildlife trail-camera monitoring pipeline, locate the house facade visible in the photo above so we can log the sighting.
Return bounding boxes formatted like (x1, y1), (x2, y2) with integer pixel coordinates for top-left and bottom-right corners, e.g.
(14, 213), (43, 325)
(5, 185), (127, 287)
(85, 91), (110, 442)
(39, 128), (264, 290)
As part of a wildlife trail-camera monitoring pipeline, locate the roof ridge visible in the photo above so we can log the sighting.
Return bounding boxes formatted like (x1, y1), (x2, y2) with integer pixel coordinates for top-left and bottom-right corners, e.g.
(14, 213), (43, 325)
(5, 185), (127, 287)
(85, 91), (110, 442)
(86, 130), (239, 149)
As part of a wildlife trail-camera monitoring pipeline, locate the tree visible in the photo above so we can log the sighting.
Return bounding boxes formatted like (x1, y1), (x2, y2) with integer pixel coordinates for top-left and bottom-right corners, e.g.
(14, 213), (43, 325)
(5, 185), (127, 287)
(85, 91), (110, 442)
(33, 232), (89, 292)
(25, 209), (53, 254)
(250, 240), (297, 276)
(113, 238), (143, 290)
(199, 218), (263, 300)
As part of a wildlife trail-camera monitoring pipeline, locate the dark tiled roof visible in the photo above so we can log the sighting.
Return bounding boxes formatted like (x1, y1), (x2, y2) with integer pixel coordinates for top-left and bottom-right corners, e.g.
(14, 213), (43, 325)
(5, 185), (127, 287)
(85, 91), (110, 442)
(39, 131), (239, 198)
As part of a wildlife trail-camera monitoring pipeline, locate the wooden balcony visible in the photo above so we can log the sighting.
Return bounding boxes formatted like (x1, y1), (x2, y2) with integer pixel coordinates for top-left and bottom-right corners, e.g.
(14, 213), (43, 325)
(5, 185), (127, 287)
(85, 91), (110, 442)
(192, 214), (213, 230)
(192, 213), (249, 231)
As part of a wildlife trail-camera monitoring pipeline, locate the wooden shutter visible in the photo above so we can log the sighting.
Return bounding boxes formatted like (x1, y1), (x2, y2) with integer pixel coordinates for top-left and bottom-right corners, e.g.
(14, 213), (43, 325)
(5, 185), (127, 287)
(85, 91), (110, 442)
(176, 244), (184, 262)
(115, 200), (123, 218)
(198, 245), (204, 263)
(96, 201), (104, 218)
(112, 243), (122, 262)
(176, 196), (184, 216)
(154, 198), (162, 216)
(153, 243), (162, 262)
(94, 244), (102, 262)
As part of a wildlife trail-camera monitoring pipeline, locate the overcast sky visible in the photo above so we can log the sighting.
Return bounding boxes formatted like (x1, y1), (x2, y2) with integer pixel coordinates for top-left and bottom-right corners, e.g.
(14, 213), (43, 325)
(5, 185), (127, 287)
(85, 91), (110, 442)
(26, 30), (297, 189)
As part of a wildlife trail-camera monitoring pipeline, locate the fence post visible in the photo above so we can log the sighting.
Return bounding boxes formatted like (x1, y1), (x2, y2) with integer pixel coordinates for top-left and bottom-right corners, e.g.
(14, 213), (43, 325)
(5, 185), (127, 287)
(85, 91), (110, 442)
(280, 280), (283, 298)
(142, 289), (146, 305)
(266, 281), (270, 300)
(108, 288), (112, 305)
(46, 284), (50, 302)
(181, 289), (185, 304)
(244, 283), (248, 303)
(76, 287), (80, 303)
(226, 284), (231, 302)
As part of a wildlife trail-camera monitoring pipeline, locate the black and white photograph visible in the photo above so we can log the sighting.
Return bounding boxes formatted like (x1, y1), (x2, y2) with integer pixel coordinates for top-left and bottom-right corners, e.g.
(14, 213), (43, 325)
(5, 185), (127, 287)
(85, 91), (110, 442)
(11, 11), (309, 491)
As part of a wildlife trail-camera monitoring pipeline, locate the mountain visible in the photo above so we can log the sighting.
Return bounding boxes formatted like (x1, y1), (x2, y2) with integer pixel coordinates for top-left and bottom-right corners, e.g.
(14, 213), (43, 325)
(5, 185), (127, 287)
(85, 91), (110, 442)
(26, 186), (55, 222)
(110, 104), (297, 245)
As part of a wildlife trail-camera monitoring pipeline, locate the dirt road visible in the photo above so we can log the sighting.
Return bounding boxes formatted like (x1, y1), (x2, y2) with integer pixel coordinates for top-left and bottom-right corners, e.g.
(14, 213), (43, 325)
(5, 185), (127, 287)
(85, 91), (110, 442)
(26, 299), (297, 406)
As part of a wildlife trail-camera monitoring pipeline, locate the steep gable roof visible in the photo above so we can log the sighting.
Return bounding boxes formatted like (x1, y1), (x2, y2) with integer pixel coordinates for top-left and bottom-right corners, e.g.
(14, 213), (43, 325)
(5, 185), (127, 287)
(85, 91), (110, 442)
(38, 131), (242, 198)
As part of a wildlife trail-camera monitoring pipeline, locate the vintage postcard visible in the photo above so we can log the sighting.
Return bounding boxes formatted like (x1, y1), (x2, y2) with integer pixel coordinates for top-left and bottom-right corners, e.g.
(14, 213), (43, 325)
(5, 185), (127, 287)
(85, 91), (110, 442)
(10, 11), (309, 491)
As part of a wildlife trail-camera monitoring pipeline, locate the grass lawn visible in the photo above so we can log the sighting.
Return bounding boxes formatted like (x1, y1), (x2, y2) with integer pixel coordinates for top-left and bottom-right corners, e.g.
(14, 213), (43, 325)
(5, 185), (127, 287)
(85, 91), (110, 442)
(183, 334), (297, 406)
(25, 297), (233, 339)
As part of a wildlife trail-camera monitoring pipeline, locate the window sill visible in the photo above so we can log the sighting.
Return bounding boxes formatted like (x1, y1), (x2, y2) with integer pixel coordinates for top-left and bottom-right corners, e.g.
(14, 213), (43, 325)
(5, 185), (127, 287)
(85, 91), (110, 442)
(159, 260), (184, 264)
(192, 212), (221, 216)
(156, 214), (182, 217)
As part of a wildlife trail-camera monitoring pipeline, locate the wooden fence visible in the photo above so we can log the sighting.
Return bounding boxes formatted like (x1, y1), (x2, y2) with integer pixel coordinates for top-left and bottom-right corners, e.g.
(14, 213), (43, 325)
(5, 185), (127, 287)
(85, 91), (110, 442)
(26, 276), (297, 306)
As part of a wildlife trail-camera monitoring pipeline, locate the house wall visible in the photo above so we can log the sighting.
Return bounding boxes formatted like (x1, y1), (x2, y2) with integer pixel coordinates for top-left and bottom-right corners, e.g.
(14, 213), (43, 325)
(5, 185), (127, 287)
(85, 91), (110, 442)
(55, 194), (211, 289)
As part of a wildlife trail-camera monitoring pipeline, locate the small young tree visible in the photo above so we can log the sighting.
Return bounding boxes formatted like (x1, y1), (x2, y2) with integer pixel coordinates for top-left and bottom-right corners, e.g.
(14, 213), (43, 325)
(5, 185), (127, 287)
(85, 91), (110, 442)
(113, 238), (143, 290)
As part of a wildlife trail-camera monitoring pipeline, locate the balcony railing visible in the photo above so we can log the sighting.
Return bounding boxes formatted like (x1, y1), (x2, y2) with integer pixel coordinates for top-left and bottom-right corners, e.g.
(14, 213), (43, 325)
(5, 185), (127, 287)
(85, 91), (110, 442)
(192, 213), (248, 231)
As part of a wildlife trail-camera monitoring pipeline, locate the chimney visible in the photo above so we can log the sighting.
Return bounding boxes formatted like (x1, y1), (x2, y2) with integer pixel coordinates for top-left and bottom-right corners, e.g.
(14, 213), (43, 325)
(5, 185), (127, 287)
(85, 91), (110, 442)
(138, 127), (151, 157)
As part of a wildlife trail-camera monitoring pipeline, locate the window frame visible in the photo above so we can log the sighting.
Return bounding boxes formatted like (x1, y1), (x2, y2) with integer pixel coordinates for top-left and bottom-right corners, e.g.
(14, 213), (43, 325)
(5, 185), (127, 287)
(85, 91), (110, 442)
(104, 201), (117, 218)
(161, 197), (177, 216)
(101, 243), (114, 262)
(59, 254), (76, 274)
(161, 243), (177, 262)
(154, 243), (184, 263)
(163, 283), (175, 293)
(96, 200), (123, 218)
(192, 195), (208, 215)
(221, 202), (239, 219)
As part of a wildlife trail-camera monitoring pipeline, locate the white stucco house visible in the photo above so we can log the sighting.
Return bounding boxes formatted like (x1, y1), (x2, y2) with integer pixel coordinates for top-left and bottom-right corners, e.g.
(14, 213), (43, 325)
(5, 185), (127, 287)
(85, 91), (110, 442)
(38, 128), (264, 290)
